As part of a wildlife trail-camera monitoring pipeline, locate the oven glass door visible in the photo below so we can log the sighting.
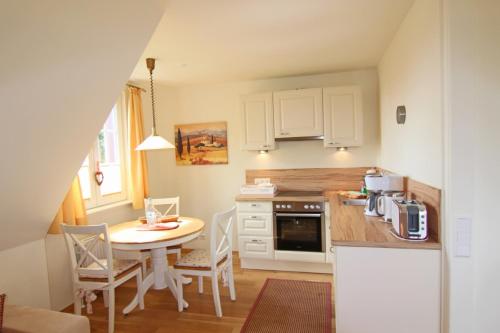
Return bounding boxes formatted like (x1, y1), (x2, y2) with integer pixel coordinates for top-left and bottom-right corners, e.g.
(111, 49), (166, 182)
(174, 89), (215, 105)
(275, 213), (323, 252)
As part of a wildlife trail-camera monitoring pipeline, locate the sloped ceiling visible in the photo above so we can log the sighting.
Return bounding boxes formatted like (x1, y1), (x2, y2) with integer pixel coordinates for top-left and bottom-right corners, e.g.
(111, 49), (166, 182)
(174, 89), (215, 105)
(0, 0), (167, 251)
(130, 0), (415, 85)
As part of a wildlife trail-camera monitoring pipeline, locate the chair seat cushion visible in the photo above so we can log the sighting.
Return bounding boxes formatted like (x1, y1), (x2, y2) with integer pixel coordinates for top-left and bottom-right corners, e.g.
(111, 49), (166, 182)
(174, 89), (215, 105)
(174, 250), (226, 270)
(79, 259), (139, 279)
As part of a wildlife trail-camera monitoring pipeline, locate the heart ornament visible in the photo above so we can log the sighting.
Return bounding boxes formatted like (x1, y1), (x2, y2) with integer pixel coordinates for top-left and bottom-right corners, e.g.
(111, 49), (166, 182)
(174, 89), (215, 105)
(94, 171), (104, 186)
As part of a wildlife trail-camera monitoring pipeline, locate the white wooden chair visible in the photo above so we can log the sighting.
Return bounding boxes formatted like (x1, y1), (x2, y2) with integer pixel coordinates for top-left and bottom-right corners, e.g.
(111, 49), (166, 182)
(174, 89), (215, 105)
(173, 206), (237, 317)
(141, 196), (182, 263)
(61, 223), (144, 333)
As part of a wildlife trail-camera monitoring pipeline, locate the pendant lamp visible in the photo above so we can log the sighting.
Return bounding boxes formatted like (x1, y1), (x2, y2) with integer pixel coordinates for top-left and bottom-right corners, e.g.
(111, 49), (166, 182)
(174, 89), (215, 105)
(136, 58), (175, 151)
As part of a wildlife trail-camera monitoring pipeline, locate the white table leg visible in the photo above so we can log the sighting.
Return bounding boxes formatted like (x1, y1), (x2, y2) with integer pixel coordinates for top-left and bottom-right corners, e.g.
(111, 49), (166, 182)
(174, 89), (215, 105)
(123, 246), (189, 314)
(165, 267), (189, 308)
(123, 272), (154, 315)
(151, 247), (168, 290)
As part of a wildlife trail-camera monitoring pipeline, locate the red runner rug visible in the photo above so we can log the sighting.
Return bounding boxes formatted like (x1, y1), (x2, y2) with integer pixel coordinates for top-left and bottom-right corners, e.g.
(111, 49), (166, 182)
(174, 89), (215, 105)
(241, 278), (332, 333)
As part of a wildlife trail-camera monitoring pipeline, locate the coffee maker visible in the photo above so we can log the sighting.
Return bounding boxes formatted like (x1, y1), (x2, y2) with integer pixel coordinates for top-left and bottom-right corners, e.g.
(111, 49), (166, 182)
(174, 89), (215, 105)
(364, 174), (404, 217)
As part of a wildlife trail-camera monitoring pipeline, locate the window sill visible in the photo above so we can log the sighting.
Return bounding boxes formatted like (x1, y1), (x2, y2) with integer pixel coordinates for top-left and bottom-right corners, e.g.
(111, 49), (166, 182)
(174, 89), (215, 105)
(86, 200), (133, 215)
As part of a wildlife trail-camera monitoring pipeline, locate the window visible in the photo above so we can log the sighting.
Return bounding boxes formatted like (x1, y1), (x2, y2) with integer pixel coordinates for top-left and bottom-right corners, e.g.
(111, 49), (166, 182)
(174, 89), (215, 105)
(78, 98), (128, 209)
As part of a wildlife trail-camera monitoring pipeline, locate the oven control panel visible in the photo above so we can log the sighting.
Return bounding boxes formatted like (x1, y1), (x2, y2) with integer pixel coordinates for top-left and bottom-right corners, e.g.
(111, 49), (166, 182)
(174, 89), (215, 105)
(273, 201), (324, 213)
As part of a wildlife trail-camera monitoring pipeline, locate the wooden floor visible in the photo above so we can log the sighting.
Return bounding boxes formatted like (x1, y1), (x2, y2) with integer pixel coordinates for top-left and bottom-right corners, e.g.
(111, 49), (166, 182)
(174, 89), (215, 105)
(64, 253), (335, 333)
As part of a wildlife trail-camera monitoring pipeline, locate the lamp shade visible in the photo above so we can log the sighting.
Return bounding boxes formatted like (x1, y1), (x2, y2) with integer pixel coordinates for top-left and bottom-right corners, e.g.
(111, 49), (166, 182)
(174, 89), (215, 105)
(136, 134), (175, 151)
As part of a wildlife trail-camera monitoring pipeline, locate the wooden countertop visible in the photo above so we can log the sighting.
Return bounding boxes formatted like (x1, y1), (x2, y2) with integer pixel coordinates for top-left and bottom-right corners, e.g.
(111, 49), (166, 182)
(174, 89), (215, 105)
(326, 191), (441, 250)
(235, 194), (328, 202)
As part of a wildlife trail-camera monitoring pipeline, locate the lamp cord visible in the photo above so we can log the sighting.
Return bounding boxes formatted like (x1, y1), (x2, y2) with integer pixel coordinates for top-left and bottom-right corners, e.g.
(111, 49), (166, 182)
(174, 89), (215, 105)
(149, 69), (157, 135)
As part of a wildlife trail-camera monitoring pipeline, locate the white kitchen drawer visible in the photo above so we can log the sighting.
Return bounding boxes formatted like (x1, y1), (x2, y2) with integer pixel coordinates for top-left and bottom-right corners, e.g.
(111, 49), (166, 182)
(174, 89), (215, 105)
(238, 236), (274, 259)
(237, 201), (273, 213)
(237, 213), (273, 236)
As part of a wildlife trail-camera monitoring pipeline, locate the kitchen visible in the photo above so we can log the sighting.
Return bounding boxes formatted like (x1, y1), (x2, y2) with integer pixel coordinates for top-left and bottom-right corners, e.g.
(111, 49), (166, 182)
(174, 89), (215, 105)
(1, 0), (454, 332)
(234, 82), (441, 332)
(122, 0), (443, 331)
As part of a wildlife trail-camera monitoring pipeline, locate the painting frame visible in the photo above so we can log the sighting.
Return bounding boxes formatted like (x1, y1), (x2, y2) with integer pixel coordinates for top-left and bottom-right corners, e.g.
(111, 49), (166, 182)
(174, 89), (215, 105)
(174, 121), (228, 166)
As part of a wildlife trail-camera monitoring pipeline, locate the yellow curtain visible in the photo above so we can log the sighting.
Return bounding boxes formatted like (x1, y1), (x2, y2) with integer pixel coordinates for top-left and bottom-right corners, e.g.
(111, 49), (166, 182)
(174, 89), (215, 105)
(48, 176), (88, 234)
(128, 86), (149, 209)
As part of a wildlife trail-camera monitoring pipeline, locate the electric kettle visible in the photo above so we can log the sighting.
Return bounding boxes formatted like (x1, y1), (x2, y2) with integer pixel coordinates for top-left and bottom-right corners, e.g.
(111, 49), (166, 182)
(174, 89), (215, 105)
(376, 192), (405, 221)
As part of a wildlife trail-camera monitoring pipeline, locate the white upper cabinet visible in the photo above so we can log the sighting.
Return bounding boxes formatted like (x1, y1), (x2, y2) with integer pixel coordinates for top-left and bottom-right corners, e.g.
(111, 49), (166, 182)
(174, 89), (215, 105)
(273, 88), (323, 139)
(241, 92), (275, 150)
(323, 86), (363, 147)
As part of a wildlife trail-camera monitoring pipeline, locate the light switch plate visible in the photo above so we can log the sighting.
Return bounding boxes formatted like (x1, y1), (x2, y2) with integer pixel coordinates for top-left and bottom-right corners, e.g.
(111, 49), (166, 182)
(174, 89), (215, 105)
(454, 217), (472, 257)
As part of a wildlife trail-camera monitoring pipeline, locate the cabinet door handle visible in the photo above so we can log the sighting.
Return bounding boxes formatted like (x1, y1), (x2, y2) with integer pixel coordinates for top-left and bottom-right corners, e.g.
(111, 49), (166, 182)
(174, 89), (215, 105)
(262, 145), (269, 148)
(250, 204), (258, 207)
(251, 239), (263, 244)
(249, 216), (258, 219)
(281, 132), (290, 135)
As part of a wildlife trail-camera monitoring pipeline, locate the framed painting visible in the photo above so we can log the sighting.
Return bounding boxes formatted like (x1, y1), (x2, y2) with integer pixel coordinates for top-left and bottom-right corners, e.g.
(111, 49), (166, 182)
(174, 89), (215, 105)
(174, 121), (228, 165)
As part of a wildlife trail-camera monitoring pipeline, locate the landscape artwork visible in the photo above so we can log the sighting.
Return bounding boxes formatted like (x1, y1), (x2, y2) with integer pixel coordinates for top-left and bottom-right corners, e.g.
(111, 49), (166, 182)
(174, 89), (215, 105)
(174, 121), (228, 165)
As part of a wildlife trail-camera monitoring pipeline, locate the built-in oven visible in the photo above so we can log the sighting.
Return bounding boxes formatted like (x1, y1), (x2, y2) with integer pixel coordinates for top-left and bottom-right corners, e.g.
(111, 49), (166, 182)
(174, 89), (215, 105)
(273, 201), (325, 253)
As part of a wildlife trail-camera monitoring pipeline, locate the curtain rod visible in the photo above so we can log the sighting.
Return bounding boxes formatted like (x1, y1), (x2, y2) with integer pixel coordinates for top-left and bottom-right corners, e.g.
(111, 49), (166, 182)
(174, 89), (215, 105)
(126, 83), (146, 92)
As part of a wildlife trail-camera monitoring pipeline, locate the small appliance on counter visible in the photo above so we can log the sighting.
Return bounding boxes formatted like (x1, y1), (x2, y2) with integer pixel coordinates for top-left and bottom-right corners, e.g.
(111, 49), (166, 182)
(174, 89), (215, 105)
(376, 192), (405, 221)
(364, 173), (404, 217)
(391, 199), (428, 240)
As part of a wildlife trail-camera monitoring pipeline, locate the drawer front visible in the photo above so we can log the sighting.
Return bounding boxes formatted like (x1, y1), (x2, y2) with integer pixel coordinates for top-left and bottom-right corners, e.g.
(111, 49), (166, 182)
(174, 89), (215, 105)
(237, 201), (273, 213)
(237, 213), (273, 236)
(238, 236), (274, 259)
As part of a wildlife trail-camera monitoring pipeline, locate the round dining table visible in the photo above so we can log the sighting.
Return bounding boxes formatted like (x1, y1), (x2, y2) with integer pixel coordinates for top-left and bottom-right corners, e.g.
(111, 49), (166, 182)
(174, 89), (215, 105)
(108, 216), (205, 314)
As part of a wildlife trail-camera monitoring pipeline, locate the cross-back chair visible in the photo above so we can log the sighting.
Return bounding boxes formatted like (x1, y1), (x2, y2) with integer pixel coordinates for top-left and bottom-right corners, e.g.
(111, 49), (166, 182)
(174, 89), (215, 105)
(62, 223), (144, 333)
(173, 206), (237, 317)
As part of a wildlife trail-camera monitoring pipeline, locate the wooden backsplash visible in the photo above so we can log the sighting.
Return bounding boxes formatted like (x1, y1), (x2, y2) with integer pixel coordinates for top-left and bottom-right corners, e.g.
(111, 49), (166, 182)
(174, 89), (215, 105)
(246, 167), (442, 243)
(246, 167), (371, 191)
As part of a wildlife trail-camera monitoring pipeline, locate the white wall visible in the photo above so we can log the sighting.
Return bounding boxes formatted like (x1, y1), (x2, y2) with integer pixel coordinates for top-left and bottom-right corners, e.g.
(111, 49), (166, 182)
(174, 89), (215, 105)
(444, 1), (500, 332)
(0, 0), (167, 310)
(0, 240), (51, 308)
(141, 69), (380, 248)
(0, 0), (167, 252)
(378, 0), (443, 188)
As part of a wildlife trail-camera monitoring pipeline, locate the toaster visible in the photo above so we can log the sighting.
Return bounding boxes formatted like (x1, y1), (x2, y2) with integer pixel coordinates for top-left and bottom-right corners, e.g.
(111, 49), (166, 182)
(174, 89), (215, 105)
(391, 199), (428, 240)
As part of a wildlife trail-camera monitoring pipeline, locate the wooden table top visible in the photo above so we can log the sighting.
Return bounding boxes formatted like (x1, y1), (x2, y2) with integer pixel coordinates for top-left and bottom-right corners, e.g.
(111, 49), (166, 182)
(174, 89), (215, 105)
(326, 191), (441, 250)
(108, 217), (205, 245)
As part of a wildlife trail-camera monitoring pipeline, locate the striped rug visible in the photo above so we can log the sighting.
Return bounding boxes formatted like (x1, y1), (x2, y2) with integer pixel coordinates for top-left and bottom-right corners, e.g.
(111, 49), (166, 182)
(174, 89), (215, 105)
(241, 279), (332, 333)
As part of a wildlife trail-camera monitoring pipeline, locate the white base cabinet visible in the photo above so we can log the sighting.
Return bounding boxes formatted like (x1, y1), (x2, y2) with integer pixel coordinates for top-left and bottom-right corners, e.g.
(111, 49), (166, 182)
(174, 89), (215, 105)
(236, 201), (333, 274)
(333, 246), (441, 333)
